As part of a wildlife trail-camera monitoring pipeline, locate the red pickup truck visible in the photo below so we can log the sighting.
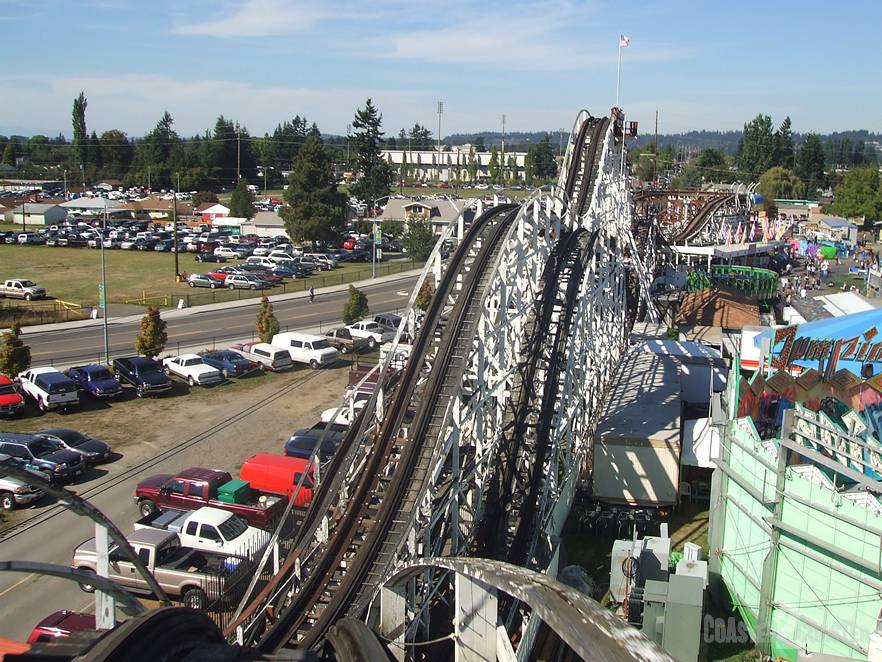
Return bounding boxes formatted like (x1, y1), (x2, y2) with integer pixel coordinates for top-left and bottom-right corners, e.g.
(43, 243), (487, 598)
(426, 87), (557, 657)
(133, 467), (286, 528)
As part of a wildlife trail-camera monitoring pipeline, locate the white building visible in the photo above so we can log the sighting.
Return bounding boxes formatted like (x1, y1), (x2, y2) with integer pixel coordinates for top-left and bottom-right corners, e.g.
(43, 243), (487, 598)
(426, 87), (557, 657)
(381, 198), (474, 234)
(241, 211), (289, 239)
(11, 203), (66, 226)
(381, 148), (527, 183)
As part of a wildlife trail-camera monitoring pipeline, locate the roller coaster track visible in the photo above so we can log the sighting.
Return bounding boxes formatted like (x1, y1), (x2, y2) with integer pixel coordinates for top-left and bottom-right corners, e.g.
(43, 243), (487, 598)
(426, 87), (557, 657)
(259, 203), (519, 651)
(673, 193), (734, 243)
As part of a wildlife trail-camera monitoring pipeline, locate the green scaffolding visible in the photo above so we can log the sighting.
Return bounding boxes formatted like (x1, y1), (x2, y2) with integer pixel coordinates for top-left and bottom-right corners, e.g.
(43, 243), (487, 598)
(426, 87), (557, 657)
(687, 265), (781, 300)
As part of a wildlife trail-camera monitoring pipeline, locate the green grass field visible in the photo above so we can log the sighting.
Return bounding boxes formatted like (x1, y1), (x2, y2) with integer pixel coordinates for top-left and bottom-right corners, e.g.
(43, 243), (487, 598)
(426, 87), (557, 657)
(0, 245), (418, 309)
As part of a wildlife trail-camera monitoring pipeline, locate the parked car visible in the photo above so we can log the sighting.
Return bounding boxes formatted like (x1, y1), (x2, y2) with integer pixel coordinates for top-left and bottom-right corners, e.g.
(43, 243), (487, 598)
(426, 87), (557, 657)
(214, 246), (240, 260)
(346, 320), (395, 350)
(271, 332), (339, 368)
(133, 467), (286, 527)
(27, 611), (96, 644)
(72, 528), (243, 610)
(162, 354), (223, 387)
(240, 453), (314, 507)
(112, 356), (173, 397)
(0, 279), (46, 301)
(284, 425), (347, 461)
(225, 274), (269, 290)
(187, 273), (224, 289)
(0, 374), (25, 417)
(17, 368), (80, 412)
(0, 462), (43, 511)
(65, 364), (123, 399)
(231, 342), (294, 371)
(323, 328), (370, 354)
(134, 506), (270, 556)
(198, 350), (262, 378)
(0, 433), (85, 483)
(33, 428), (112, 464)
(194, 252), (226, 263)
(374, 313), (403, 335)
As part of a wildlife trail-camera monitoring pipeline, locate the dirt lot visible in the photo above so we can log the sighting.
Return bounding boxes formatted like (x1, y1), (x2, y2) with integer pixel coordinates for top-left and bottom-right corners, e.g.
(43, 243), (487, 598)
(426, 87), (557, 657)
(0, 362), (357, 533)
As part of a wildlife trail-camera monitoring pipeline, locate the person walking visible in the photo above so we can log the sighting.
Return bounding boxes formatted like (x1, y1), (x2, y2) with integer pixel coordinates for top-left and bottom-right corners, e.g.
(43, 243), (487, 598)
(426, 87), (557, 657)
(308, 286), (315, 303)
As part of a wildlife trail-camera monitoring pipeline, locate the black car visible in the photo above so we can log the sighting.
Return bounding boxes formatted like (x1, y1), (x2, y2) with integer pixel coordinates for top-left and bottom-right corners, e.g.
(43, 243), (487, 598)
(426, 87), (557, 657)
(194, 253), (226, 263)
(34, 429), (112, 464)
(283, 426), (347, 461)
(0, 433), (85, 483)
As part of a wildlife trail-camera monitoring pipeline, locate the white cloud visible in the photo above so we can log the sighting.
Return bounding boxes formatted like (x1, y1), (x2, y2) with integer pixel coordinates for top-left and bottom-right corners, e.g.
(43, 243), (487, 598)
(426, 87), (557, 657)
(173, 0), (324, 37)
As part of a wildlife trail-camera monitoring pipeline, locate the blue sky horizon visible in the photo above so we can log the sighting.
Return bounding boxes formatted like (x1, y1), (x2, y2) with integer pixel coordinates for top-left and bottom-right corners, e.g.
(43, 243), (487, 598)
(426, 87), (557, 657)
(2, 0), (879, 139)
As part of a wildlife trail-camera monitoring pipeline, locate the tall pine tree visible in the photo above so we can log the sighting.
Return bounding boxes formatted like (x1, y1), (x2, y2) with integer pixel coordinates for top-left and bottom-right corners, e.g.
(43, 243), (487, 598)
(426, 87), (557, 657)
(71, 92), (88, 168)
(349, 99), (392, 204)
(795, 133), (826, 200)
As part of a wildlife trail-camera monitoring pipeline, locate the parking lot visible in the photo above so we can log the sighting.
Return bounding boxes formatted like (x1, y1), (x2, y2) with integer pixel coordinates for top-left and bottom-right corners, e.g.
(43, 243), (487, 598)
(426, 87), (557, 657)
(0, 361), (354, 641)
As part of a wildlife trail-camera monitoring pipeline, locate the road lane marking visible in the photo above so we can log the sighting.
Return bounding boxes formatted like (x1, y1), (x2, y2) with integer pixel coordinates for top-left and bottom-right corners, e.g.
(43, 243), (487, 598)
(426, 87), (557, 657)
(0, 574), (34, 598)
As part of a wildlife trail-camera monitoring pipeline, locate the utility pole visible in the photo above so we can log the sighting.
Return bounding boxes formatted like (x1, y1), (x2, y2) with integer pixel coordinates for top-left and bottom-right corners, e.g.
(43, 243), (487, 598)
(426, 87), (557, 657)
(437, 101), (443, 184)
(21, 201), (26, 234)
(173, 173), (180, 279)
(262, 165), (267, 195)
(501, 114), (506, 185)
(236, 125), (241, 183)
(346, 124), (351, 165)
(63, 169), (68, 199)
(100, 201), (109, 364)
(559, 128), (565, 158)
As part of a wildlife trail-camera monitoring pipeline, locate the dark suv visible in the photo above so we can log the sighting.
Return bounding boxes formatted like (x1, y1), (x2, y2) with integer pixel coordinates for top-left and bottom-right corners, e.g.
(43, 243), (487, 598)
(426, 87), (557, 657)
(0, 433), (85, 483)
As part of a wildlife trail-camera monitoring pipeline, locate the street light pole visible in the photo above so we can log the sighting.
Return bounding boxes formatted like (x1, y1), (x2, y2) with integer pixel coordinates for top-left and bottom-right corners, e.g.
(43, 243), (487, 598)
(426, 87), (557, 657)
(100, 202), (109, 364)
(173, 174), (180, 279)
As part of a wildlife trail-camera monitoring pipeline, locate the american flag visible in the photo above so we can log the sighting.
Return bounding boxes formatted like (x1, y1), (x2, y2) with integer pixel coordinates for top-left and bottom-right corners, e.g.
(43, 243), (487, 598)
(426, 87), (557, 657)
(619, 34), (630, 47)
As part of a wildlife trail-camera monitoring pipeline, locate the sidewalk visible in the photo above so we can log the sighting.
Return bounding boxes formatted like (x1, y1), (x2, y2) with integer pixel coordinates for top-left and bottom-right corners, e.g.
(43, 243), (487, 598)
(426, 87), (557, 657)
(11, 268), (423, 336)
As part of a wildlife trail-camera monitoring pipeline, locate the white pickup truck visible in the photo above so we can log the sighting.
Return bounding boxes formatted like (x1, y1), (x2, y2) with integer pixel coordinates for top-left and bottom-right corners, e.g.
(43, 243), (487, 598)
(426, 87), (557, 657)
(17, 368), (80, 412)
(162, 354), (223, 387)
(346, 320), (395, 349)
(0, 279), (46, 301)
(133, 506), (270, 556)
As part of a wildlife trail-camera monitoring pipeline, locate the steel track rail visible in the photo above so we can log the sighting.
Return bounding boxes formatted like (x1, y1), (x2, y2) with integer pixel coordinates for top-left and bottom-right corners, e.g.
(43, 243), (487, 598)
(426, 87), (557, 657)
(673, 194), (733, 243)
(257, 204), (517, 651)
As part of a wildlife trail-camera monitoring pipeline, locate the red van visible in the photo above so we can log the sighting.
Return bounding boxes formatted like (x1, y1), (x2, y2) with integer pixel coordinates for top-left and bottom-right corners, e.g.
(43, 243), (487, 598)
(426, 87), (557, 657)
(240, 454), (314, 507)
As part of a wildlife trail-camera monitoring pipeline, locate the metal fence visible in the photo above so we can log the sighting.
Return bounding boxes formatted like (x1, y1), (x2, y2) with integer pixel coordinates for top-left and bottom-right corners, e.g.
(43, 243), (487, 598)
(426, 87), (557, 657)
(0, 299), (88, 326)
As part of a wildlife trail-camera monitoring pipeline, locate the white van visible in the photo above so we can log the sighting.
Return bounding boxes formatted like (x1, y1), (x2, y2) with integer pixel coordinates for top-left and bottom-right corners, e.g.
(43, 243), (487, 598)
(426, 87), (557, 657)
(271, 332), (339, 369)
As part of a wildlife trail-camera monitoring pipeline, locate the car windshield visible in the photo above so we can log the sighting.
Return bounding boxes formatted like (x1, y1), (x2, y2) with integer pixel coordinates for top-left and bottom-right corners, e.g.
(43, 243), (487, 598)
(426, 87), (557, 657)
(19, 280), (35, 287)
(49, 430), (90, 446)
(88, 368), (113, 380)
(30, 438), (62, 457)
(217, 515), (249, 541)
(0, 384), (16, 396)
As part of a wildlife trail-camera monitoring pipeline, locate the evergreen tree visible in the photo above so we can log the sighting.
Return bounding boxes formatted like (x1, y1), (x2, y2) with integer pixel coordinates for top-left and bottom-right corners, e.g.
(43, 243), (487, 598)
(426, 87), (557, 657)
(402, 219), (436, 261)
(0, 324), (30, 378)
(349, 98), (393, 204)
(473, 136), (486, 152)
(414, 280), (434, 311)
(229, 179), (255, 219)
(255, 296), (280, 343)
(795, 133), (826, 199)
(192, 191), (219, 207)
(342, 285), (370, 325)
(772, 117), (794, 168)
(466, 146), (478, 182)
(532, 134), (557, 180)
(280, 131), (346, 249)
(736, 114), (775, 175)
(100, 130), (133, 178)
(71, 91), (88, 167)
(88, 130), (103, 170)
(488, 146), (500, 182)
(524, 148), (535, 183)
(2, 143), (16, 167)
(134, 307), (168, 358)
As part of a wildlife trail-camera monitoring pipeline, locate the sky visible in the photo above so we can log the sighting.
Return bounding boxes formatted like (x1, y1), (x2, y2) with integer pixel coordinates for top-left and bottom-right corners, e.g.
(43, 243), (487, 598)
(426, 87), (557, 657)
(1, 0), (880, 140)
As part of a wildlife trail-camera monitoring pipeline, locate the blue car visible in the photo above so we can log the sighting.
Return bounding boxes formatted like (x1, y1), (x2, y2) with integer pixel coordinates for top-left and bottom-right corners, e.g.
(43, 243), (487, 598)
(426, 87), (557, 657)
(199, 350), (263, 378)
(65, 364), (124, 399)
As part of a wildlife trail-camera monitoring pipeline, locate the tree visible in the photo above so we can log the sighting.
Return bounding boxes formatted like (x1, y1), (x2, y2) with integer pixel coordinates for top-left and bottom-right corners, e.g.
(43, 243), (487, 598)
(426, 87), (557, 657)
(281, 131), (346, 249)
(408, 124), (433, 150)
(381, 219), (404, 237)
(736, 114), (775, 176)
(0, 324), (30, 378)
(488, 146), (500, 182)
(2, 143), (15, 167)
(466, 146), (478, 182)
(772, 117), (794, 168)
(675, 148), (731, 187)
(402, 219), (436, 261)
(414, 280), (434, 311)
(532, 134), (557, 180)
(71, 91), (88, 167)
(757, 166), (805, 201)
(829, 166), (882, 223)
(342, 285), (370, 325)
(523, 148), (535, 184)
(473, 136), (486, 152)
(99, 130), (133, 178)
(229, 179), (255, 219)
(795, 133), (826, 200)
(134, 307), (167, 358)
(349, 98), (393, 204)
(255, 296), (280, 343)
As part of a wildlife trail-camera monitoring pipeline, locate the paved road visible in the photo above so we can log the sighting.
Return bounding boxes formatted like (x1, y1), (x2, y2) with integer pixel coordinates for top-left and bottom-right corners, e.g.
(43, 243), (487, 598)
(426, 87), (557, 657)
(25, 276), (418, 367)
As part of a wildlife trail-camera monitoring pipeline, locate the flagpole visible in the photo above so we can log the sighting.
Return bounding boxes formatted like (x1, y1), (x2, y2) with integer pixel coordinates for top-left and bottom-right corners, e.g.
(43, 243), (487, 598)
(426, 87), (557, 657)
(616, 39), (622, 107)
